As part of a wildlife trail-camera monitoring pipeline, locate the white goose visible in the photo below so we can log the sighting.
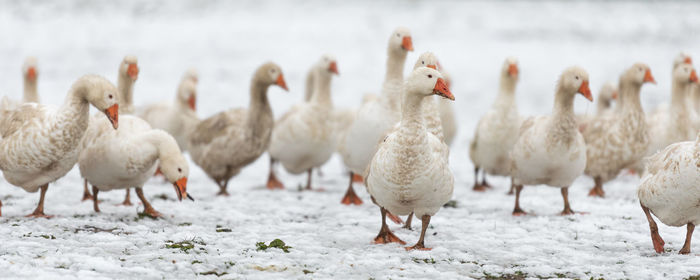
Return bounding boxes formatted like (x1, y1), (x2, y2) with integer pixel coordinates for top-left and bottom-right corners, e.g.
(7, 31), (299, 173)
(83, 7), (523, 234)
(437, 67), (457, 146)
(188, 62), (287, 196)
(0, 75), (118, 217)
(366, 67), (454, 250)
(638, 133), (700, 254)
(581, 63), (655, 197)
(340, 27), (413, 207)
(267, 55), (339, 190)
(469, 57), (520, 192)
(81, 56), (140, 203)
(510, 66), (592, 215)
(636, 63), (699, 173)
(140, 78), (199, 152)
(79, 115), (190, 217)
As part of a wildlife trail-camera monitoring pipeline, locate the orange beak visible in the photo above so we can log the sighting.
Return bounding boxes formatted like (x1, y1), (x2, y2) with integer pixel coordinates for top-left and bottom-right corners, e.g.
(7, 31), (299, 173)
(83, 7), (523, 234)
(690, 70), (699, 84)
(508, 64), (519, 77)
(127, 63), (139, 80)
(433, 78), (454, 100)
(27, 67), (37, 81)
(329, 61), (339, 75)
(402, 36), (414, 51)
(611, 90), (618, 100)
(173, 177), (188, 202)
(275, 73), (288, 91)
(685, 57), (693, 65)
(105, 104), (119, 129)
(643, 69), (656, 84)
(578, 80), (593, 102)
(427, 64), (437, 70)
(187, 95), (196, 111)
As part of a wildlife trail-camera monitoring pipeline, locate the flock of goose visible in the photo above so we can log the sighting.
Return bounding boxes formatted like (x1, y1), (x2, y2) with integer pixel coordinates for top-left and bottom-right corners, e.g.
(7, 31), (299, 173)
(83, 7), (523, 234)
(1, 27), (699, 253)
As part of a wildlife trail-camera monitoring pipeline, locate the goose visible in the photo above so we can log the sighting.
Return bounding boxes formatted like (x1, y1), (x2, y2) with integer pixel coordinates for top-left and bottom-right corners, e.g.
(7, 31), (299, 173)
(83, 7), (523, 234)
(576, 82), (618, 131)
(80, 56), (140, 203)
(267, 55), (339, 190)
(581, 63), (655, 197)
(1, 57), (41, 110)
(366, 66), (454, 250)
(140, 78), (199, 151)
(22, 57), (39, 103)
(79, 115), (190, 217)
(510, 66), (592, 215)
(438, 67), (457, 146)
(638, 133), (700, 254)
(340, 27), (413, 207)
(188, 62), (287, 196)
(0, 75), (118, 217)
(469, 57), (520, 192)
(634, 63), (698, 174)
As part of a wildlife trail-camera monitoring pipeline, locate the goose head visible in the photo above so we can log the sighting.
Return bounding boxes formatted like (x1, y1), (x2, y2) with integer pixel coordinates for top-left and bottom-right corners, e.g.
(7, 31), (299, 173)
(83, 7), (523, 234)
(597, 82), (618, 110)
(388, 27), (413, 55)
(406, 67), (454, 101)
(413, 52), (438, 70)
(622, 63), (656, 86)
(673, 63), (699, 85)
(182, 67), (199, 85)
(82, 75), (120, 129)
(22, 57), (38, 82)
(256, 62), (288, 91)
(557, 66), (593, 102)
(119, 55), (139, 81)
(157, 143), (191, 201)
(317, 54), (339, 77)
(502, 57), (519, 81)
(673, 52), (693, 70)
(177, 79), (197, 111)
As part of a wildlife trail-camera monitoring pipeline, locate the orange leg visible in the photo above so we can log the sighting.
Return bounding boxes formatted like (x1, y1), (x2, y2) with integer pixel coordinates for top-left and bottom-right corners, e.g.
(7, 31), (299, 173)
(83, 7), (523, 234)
(588, 177), (605, 198)
(512, 184), (527, 216)
(116, 188), (133, 206)
(560, 187), (575, 215)
(641, 202), (665, 253)
(216, 179), (230, 196)
(266, 158), (284, 190)
(374, 207), (405, 245)
(403, 212), (414, 230)
(81, 178), (94, 201)
(305, 169), (313, 190)
(341, 172), (363, 205)
(472, 167), (487, 191)
(135, 187), (162, 218)
(26, 184), (52, 218)
(352, 173), (364, 183)
(92, 186), (101, 213)
(680, 223), (695, 254)
(406, 215), (432, 251)
(0, 199), (3, 217)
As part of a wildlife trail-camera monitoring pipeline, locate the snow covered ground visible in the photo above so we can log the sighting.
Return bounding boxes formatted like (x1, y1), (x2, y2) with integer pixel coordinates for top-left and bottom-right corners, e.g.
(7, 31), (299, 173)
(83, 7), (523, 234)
(1, 0), (700, 278)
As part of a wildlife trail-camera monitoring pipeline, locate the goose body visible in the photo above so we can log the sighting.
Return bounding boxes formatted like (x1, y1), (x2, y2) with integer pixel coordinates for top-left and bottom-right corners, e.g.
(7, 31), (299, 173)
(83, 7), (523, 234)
(638, 133), (700, 254)
(140, 78), (199, 151)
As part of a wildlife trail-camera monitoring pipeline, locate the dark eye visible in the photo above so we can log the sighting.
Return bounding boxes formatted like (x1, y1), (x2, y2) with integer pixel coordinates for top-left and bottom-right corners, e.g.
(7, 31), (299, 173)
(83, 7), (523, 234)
(108, 94), (113, 99)
(428, 74), (432, 78)
(575, 76), (579, 80)
(421, 61), (425, 65)
(638, 67), (643, 71)
(271, 69), (276, 73)
(396, 33), (400, 37)
(178, 168), (182, 173)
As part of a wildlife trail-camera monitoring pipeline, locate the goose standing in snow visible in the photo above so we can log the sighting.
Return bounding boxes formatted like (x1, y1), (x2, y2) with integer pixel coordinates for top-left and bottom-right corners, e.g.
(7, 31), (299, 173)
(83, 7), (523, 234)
(366, 67), (454, 249)
(469, 57), (520, 192)
(267, 55), (339, 190)
(340, 27), (412, 210)
(0, 75), (119, 217)
(581, 63), (655, 197)
(188, 62), (287, 196)
(510, 66), (592, 215)
(80, 56), (139, 203)
(638, 133), (700, 254)
(79, 115), (190, 217)
(634, 63), (699, 174)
